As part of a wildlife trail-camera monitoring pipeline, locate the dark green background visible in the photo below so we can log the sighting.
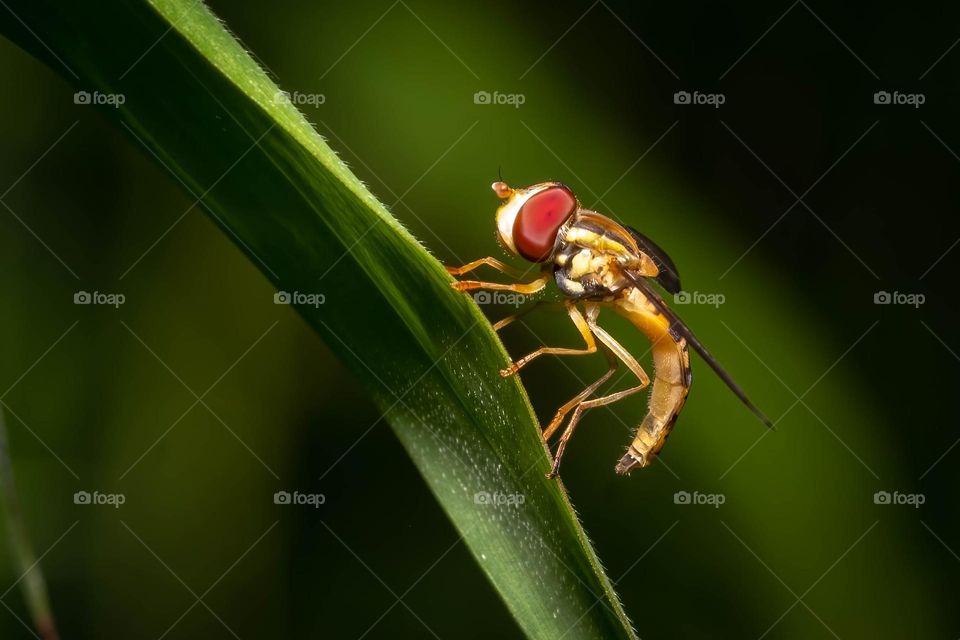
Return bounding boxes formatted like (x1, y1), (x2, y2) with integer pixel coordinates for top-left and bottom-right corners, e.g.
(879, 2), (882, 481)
(0, 0), (957, 637)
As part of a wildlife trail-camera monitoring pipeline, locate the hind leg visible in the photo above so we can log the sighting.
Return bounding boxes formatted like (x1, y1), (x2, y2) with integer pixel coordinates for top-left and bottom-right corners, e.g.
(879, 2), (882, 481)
(546, 306), (651, 477)
(549, 382), (649, 478)
(542, 343), (617, 441)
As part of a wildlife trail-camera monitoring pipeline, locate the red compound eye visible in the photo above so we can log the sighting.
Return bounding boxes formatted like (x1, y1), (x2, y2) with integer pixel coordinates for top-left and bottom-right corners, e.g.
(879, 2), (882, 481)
(513, 186), (577, 262)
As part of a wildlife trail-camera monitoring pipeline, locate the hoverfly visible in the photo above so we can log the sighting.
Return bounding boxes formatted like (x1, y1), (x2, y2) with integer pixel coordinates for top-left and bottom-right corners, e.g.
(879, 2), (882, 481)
(447, 181), (773, 477)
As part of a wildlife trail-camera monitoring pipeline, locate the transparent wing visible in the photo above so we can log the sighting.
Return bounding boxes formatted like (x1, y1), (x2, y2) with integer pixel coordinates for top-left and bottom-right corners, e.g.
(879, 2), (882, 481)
(623, 270), (774, 429)
(625, 225), (681, 294)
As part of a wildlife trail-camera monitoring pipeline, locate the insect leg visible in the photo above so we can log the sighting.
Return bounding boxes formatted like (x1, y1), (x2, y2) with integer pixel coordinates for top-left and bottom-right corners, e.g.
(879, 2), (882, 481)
(548, 312), (651, 477)
(445, 257), (529, 278)
(542, 343), (617, 441)
(586, 319), (651, 389)
(549, 382), (648, 478)
(492, 300), (564, 332)
(450, 274), (549, 294)
(500, 300), (596, 377)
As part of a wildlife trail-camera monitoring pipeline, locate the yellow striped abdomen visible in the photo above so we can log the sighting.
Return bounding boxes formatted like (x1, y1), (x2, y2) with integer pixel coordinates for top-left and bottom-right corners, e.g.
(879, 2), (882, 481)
(611, 288), (691, 474)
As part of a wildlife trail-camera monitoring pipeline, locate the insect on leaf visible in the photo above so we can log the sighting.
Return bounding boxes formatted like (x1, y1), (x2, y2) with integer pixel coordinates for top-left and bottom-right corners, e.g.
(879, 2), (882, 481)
(0, 1), (638, 638)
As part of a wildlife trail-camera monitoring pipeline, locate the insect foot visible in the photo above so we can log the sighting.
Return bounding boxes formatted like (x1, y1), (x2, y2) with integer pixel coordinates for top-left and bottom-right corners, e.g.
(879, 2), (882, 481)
(542, 413), (564, 440)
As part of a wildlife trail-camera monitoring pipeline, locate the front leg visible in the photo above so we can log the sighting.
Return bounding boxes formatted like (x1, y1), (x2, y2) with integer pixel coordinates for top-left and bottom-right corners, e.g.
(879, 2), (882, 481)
(444, 257), (550, 295)
(445, 257), (529, 278)
(451, 276), (549, 294)
(446, 256), (548, 294)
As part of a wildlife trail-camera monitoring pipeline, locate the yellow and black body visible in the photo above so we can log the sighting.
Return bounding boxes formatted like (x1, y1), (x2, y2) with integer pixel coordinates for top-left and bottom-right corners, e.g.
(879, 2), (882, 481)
(447, 181), (772, 477)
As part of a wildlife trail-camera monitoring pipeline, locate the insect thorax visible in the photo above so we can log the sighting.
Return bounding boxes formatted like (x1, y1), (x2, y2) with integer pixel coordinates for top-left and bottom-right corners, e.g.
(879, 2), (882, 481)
(553, 243), (628, 299)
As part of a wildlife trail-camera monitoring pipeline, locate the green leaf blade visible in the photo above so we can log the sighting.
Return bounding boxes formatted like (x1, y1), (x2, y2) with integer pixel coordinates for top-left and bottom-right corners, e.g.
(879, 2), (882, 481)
(0, 1), (635, 638)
